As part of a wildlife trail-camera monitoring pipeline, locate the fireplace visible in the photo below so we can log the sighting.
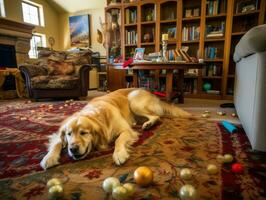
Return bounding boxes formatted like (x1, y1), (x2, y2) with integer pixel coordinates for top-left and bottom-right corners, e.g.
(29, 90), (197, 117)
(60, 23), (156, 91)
(0, 44), (17, 67)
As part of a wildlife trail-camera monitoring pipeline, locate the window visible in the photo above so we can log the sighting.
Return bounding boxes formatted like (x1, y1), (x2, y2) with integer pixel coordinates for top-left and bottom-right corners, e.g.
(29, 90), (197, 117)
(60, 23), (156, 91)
(22, 0), (44, 26)
(0, 0), (5, 17)
(29, 33), (46, 59)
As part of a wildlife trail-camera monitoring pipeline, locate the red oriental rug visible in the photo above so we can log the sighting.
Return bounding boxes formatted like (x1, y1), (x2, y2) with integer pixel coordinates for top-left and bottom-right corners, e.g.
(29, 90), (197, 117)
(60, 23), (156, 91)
(0, 100), (265, 200)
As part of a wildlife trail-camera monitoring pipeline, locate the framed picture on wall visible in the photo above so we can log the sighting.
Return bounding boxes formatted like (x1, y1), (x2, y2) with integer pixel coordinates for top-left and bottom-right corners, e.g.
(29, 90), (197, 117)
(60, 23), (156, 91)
(69, 15), (91, 47)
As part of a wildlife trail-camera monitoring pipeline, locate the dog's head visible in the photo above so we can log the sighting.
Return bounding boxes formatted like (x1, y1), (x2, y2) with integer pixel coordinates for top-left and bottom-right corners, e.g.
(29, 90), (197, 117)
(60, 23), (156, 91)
(59, 115), (105, 160)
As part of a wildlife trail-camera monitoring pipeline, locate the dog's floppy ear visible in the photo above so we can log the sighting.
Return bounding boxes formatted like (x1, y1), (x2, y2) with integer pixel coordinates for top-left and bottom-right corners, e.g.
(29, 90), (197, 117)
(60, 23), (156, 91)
(58, 126), (67, 148)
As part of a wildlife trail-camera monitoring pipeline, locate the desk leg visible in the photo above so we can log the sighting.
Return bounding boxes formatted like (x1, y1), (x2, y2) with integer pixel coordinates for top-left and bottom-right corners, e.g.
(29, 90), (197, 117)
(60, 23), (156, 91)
(133, 70), (138, 88)
(178, 69), (184, 103)
(166, 70), (173, 102)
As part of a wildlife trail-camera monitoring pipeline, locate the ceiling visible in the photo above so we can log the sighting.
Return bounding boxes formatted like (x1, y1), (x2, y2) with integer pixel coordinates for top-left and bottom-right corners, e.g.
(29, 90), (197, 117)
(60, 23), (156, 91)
(47, 0), (106, 13)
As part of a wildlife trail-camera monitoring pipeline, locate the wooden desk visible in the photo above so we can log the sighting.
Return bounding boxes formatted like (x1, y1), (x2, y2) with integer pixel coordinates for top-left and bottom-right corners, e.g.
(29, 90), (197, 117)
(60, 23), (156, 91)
(111, 62), (203, 103)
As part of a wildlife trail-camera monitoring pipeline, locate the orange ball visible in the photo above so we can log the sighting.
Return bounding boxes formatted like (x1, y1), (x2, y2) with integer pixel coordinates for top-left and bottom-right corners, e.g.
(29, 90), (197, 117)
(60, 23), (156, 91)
(134, 166), (153, 187)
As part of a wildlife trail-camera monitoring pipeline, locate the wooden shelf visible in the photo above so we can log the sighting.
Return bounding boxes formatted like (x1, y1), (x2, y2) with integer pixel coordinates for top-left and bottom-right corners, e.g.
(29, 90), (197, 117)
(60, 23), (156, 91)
(141, 42), (155, 45)
(160, 19), (177, 24)
(232, 31), (246, 36)
(204, 59), (224, 62)
(182, 17), (201, 21)
(141, 21), (156, 25)
(206, 13), (227, 19)
(202, 76), (222, 79)
(124, 23), (137, 27)
(106, 0), (264, 100)
(205, 38), (225, 42)
(125, 44), (137, 47)
(234, 10), (260, 17)
(182, 40), (199, 44)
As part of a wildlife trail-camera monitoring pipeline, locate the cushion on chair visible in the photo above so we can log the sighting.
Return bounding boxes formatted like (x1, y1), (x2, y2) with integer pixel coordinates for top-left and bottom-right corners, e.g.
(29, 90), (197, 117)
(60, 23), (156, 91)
(234, 25), (266, 62)
(47, 60), (75, 75)
(31, 75), (79, 89)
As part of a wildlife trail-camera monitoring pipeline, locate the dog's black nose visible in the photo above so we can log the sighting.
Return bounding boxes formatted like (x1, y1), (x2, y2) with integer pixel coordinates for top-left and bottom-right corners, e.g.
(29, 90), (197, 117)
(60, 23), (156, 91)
(70, 146), (79, 155)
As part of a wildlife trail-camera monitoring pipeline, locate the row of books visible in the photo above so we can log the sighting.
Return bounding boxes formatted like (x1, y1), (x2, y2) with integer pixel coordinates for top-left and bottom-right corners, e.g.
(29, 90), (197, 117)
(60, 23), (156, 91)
(184, 7), (200, 18)
(165, 49), (194, 62)
(206, 0), (222, 15)
(202, 64), (222, 76)
(206, 21), (225, 38)
(125, 30), (137, 45)
(184, 79), (198, 94)
(182, 26), (200, 41)
(205, 47), (219, 59)
(125, 9), (137, 24)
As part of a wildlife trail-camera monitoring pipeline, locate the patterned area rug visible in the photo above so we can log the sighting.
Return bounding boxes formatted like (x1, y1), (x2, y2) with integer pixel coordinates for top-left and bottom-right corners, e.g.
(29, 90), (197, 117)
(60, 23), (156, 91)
(0, 100), (265, 200)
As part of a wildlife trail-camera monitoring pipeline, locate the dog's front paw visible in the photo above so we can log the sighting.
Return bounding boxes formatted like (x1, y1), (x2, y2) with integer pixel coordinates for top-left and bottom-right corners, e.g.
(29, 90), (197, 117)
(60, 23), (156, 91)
(40, 153), (60, 170)
(113, 147), (130, 165)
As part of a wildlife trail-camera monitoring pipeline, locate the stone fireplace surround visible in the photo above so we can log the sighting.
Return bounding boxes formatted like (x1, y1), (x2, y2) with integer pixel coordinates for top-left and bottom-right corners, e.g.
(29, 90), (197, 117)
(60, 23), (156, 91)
(0, 18), (34, 66)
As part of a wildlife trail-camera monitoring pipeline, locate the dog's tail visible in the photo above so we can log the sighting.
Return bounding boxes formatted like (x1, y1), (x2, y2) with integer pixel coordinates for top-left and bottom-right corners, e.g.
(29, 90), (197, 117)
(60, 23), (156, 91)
(159, 101), (191, 118)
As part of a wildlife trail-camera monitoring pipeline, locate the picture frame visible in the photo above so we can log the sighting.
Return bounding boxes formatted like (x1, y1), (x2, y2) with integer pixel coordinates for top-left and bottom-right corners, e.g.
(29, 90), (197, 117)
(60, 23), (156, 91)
(133, 48), (145, 60)
(69, 15), (91, 47)
(235, 0), (257, 14)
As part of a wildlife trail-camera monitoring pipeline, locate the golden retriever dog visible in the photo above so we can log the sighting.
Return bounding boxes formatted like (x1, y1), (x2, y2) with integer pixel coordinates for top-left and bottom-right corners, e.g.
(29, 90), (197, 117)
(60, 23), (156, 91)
(40, 88), (190, 169)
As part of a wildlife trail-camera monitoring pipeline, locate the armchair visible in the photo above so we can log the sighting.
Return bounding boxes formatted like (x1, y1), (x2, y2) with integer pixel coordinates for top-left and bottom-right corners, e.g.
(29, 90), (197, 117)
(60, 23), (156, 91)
(19, 49), (93, 100)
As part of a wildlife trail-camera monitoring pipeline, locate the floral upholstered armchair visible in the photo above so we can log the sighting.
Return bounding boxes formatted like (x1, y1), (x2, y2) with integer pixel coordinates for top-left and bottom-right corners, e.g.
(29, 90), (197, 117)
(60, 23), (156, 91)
(19, 49), (93, 100)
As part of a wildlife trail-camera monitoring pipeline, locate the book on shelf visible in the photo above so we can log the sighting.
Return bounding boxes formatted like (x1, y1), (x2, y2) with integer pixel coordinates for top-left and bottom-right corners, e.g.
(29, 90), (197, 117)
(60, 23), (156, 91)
(125, 30), (137, 45)
(184, 79), (198, 94)
(205, 47), (219, 59)
(125, 9), (137, 24)
(206, 21), (225, 38)
(182, 26), (200, 41)
(206, 0), (222, 15)
(202, 64), (221, 76)
(184, 7), (200, 18)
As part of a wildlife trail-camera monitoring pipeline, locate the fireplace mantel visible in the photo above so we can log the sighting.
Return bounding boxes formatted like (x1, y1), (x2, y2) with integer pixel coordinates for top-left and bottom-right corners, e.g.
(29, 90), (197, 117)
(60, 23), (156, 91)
(0, 18), (35, 65)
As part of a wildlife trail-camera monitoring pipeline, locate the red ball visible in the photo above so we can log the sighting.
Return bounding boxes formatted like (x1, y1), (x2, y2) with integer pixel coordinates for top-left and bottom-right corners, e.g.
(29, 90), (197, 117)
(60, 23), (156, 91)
(231, 163), (244, 173)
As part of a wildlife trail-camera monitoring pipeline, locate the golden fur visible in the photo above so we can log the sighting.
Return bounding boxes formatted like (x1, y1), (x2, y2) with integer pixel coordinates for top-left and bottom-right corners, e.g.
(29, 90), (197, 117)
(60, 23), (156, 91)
(40, 88), (190, 169)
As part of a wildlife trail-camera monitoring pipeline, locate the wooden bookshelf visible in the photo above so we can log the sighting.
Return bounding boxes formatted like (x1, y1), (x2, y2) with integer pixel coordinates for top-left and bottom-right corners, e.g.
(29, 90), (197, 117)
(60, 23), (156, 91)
(105, 0), (266, 99)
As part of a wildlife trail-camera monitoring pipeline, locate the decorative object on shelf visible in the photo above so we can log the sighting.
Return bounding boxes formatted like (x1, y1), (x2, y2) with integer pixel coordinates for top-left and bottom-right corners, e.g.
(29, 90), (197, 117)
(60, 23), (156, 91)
(48, 37), (55, 50)
(203, 82), (212, 91)
(236, 0), (258, 14)
(179, 185), (197, 200)
(133, 48), (145, 61)
(69, 15), (91, 47)
(162, 34), (168, 62)
(143, 33), (151, 43)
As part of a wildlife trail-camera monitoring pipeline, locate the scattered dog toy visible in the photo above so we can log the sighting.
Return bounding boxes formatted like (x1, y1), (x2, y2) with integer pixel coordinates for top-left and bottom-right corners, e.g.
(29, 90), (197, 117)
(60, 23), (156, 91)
(179, 184), (197, 200)
(231, 113), (237, 117)
(180, 168), (193, 180)
(221, 121), (237, 133)
(216, 155), (225, 163)
(47, 178), (63, 198)
(202, 113), (210, 118)
(223, 154), (234, 163)
(207, 164), (218, 175)
(217, 111), (226, 116)
(134, 166), (153, 186)
(102, 177), (121, 193)
(232, 163), (244, 173)
(122, 183), (135, 196)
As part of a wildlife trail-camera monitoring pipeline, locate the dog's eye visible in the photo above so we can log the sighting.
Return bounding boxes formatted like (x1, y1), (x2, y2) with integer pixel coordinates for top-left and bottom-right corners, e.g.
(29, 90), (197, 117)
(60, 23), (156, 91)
(67, 132), (72, 136)
(80, 131), (87, 136)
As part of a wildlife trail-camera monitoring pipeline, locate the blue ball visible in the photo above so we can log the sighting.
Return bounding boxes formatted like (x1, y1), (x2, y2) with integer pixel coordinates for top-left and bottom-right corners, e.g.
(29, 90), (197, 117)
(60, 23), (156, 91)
(203, 83), (212, 91)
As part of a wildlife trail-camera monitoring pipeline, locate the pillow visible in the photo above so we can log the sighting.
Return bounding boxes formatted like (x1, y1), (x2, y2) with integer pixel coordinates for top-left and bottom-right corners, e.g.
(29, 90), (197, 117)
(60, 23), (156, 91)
(47, 60), (75, 75)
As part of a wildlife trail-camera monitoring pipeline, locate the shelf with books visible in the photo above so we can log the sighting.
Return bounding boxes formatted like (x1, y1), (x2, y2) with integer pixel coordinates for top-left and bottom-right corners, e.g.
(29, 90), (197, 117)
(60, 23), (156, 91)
(183, 0), (201, 18)
(124, 6), (137, 24)
(161, 23), (177, 41)
(181, 40), (200, 44)
(182, 25), (200, 42)
(206, 0), (227, 16)
(205, 21), (226, 39)
(234, 0), (260, 14)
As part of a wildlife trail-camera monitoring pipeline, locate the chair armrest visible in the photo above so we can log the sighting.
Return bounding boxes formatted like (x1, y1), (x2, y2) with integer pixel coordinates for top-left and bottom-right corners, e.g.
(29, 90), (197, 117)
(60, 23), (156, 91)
(78, 64), (93, 95)
(19, 64), (47, 78)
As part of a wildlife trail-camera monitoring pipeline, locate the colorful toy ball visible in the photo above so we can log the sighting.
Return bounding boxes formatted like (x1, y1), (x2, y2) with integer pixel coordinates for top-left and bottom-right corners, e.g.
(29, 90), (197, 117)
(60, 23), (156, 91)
(232, 163), (244, 173)
(47, 178), (63, 198)
(216, 155), (225, 163)
(102, 177), (121, 193)
(207, 164), (218, 175)
(47, 178), (62, 188)
(123, 183), (135, 195)
(134, 166), (153, 186)
(112, 186), (128, 200)
(223, 154), (234, 163)
(179, 184), (197, 200)
(180, 168), (193, 180)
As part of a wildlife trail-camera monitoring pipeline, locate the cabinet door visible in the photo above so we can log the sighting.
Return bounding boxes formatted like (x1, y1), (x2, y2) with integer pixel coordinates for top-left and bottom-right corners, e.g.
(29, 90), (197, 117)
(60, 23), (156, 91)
(107, 66), (126, 91)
